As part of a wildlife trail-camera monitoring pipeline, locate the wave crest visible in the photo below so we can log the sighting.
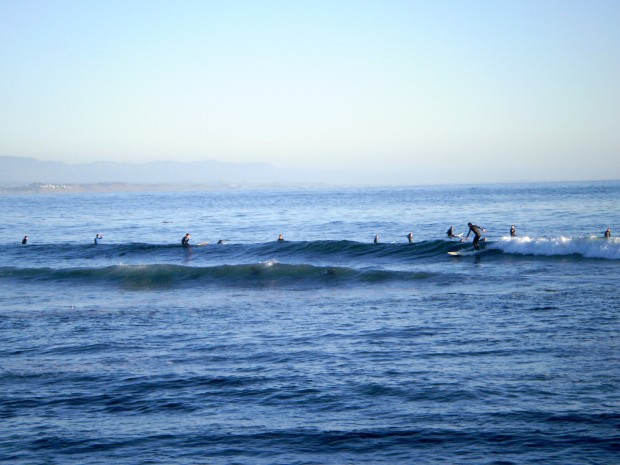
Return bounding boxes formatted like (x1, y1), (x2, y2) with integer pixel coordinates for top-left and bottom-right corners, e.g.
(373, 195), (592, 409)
(494, 236), (620, 260)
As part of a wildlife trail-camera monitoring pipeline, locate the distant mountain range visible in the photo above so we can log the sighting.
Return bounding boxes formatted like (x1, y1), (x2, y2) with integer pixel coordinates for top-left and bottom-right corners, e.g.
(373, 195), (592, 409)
(0, 156), (336, 191)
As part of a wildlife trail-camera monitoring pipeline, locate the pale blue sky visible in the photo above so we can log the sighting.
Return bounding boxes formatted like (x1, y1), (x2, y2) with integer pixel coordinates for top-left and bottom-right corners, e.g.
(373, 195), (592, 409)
(1, 0), (619, 184)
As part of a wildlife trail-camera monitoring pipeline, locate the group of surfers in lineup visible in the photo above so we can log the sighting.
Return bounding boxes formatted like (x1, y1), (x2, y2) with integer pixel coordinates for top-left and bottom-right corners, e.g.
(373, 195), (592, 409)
(175, 224), (613, 251)
(17, 226), (613, 249)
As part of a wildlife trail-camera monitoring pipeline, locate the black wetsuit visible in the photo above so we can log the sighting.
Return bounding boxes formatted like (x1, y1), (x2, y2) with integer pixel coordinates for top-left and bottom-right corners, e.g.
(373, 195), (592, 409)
(446, 227), (455, 238)
(467, 224), (484, 250)
(510, 226), (516, 237)
(22, 236), (28, 245)
(181, 235), (190, 246)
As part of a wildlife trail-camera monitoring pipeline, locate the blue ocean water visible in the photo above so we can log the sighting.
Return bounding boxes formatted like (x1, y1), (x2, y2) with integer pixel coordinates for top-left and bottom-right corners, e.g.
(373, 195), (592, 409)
(0, 181), (619, 464)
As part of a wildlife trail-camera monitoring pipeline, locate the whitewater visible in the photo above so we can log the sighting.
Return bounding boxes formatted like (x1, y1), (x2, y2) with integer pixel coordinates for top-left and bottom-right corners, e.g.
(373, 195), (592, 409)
(1, 181), (619, 464)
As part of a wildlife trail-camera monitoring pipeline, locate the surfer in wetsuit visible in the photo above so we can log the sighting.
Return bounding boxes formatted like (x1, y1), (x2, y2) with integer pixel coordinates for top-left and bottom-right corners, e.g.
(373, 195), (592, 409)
(604, 228), (612, 238)
(181, 233), (191, 246)
(466, 222), (486, 250)
(22, 235), (28, 244)
(407, 232), (413, 243)
(510, 225), (516, 237)
(277, 234), (285, 242)
(94, 234), (103, 244)
(446, 226), (456, 238)
(374, 235), (379, 244)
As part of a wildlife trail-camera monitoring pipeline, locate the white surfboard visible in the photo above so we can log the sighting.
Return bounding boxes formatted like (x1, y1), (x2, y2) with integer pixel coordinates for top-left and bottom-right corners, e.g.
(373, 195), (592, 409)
(448, 249), (477, 257)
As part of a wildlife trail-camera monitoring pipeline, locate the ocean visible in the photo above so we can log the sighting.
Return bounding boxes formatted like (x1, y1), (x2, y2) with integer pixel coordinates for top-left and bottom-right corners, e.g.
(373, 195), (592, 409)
(1, 181), (619, 464)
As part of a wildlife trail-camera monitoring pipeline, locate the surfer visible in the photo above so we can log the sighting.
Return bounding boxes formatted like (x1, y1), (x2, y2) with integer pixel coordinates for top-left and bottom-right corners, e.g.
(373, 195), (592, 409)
(407, 232), (413, 243)
(22, 235), (28, 244)
(466, 222), (486, 250)
(181, 233), (191, 246)
(510, 225), (516, 237)
(94, 234), (103, 244)
(446, 226), (456, 238)
(604, 228), (612, 238)
(374, 234), (379, 244)
(277, 234), (285, 242)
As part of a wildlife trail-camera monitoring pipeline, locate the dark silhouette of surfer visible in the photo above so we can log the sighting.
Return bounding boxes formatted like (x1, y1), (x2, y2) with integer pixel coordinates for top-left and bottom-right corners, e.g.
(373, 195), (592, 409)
(181, 233), (190, 246)
(466, 222), (486, 250)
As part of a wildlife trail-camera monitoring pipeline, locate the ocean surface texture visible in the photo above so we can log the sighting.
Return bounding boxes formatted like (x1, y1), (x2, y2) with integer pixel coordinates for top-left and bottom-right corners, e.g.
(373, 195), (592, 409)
(1, 182), (619, 465)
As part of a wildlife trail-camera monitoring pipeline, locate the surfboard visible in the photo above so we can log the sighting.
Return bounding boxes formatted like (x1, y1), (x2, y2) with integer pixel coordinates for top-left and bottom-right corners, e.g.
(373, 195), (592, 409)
(448, 249), (478, 257)
(197, 242), (209, 246)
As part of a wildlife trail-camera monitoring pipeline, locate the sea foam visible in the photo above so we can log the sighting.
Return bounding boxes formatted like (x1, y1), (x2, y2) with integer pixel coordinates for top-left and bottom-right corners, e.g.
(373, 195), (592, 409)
(494, 236), (620, 260)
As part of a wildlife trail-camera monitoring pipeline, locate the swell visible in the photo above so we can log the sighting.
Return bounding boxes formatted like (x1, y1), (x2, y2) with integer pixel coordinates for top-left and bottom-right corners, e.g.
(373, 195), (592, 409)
(6, 236), (620, 261)
(2, 237), (618, 283)
(0, 263), (434, 289)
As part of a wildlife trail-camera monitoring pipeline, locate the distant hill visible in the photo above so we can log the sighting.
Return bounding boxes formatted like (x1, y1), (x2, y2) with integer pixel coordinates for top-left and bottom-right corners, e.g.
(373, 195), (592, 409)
(0, 156), (319, 189)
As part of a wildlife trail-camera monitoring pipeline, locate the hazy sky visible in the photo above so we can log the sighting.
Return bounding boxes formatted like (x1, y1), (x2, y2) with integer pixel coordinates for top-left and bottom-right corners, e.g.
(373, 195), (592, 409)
(1, 0), (619, 184)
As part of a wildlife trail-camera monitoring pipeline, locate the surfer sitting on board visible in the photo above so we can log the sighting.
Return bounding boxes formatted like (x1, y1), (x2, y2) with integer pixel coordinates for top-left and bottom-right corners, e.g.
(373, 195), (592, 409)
(604, 228), (612, 238)
(446, 226), (456, 238)
(407, 232), (413, 243)
(466, 222), (486, 250)
(94, 234), (103, 245)
(510, 225), (516, 237)
(181, 233), (191, 246)
(22, 235), (28, 244)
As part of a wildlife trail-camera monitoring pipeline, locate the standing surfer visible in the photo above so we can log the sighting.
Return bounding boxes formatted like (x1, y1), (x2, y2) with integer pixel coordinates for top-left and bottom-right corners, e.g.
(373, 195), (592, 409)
(466, 222), (486, 250)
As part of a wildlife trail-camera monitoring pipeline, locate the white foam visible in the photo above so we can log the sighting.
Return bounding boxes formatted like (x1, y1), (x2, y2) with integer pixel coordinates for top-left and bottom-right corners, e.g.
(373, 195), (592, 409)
(494, 236), (620, 260)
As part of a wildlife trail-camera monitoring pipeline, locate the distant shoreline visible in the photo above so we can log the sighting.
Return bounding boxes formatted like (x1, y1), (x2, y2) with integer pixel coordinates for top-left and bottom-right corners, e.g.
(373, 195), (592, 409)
(0, 182), (339, 195)
(1, 179), (618, 195)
